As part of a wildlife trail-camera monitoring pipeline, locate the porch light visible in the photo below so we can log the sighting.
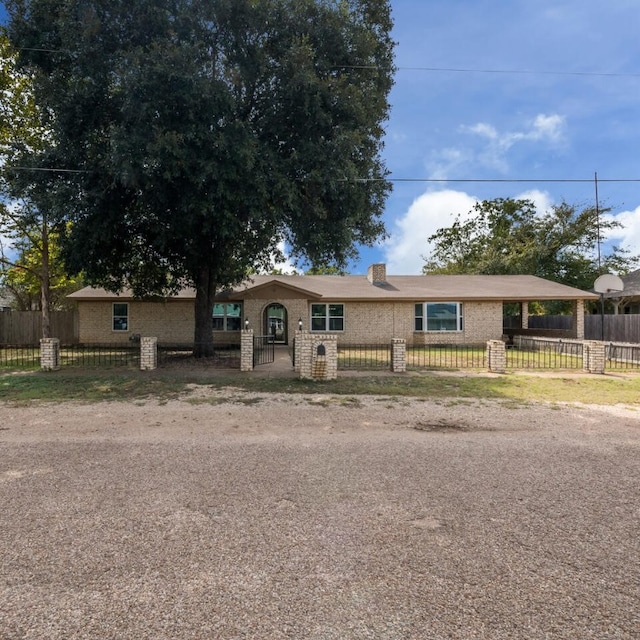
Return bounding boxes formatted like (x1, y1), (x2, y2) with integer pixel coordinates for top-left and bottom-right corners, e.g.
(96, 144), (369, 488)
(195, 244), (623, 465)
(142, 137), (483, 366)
(245, 318), (249, 330)
(298, 317), (303, 331)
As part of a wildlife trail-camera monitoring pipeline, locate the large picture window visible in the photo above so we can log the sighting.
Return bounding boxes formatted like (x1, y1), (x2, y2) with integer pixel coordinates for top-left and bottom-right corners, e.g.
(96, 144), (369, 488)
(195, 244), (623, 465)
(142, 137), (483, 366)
(415, 302), (463, 332)
(311, 303), (344, 331)
(213, 303), (243, 331)
(113, 303), (129, 331)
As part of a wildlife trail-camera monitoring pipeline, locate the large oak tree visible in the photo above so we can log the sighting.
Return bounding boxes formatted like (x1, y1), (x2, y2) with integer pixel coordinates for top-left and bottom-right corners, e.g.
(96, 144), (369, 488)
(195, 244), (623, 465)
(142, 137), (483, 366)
(6, 0), (394, 355)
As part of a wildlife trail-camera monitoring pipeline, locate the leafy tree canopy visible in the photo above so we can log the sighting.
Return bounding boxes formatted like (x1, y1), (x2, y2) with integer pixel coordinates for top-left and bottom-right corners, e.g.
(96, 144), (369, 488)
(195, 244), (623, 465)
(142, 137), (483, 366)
(423, 198), (639, 295)
(1, 224), (84, 311)
(6, 0), (394, 354)
(1, 33), (75, 332)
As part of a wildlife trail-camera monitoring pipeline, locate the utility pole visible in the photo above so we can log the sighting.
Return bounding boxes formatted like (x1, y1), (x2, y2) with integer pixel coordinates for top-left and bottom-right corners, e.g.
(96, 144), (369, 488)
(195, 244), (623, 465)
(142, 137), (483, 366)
(595, 171), (602, 271)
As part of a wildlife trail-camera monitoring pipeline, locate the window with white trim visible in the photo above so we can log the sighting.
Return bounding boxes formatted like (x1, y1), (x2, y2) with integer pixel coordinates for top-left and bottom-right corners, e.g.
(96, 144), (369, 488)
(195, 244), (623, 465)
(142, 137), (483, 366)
(113, 303), (129, 331)
(311, 303), (344, 331)
(415, 302), (463, 332)
(213, 303), (243, 331)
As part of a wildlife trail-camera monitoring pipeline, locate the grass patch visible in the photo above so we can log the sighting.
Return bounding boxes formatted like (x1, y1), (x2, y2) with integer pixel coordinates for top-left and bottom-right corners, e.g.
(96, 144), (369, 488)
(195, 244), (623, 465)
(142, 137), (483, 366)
(1, 369), (640, 406)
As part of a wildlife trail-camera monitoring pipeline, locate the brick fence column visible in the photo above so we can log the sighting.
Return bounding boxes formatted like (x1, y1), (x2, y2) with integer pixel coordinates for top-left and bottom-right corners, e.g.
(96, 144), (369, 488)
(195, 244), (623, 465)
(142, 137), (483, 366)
(584, 340), (605, 374)
(240, 329), (254, 372)
(40, 338), (60, 371)
(140, 337), (157, 371)
(573, 299), (585, 339)
(391, 338), (406, 373)
(487, 339), (506, 373)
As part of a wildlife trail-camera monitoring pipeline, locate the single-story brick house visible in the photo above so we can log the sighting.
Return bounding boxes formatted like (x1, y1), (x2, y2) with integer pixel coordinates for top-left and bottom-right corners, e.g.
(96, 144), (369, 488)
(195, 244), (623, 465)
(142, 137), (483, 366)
(68, 263), (599, 345)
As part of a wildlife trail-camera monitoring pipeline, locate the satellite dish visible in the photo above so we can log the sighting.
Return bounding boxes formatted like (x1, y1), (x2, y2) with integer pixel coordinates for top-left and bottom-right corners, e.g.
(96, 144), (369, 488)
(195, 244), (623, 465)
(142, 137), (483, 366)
(594, 273), (624, 294)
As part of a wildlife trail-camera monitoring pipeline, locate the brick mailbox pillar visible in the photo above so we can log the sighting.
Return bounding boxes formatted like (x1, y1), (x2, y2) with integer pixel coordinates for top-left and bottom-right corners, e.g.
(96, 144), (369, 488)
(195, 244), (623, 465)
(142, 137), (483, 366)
(140, 337), (158, 371)
(298, 333), (338, 380)
(40, 338), (60, 371)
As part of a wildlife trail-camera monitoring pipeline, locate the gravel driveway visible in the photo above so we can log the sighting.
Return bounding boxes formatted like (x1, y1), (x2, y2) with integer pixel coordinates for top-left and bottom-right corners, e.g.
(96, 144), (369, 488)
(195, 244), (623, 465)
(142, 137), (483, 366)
(1, 390), (639, 639)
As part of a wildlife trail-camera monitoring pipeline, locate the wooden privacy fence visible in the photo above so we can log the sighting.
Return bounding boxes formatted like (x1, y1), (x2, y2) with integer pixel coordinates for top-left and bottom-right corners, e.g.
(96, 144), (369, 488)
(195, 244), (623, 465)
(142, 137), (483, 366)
(0, 311), (79, 345)
(527, 314), (640, 343)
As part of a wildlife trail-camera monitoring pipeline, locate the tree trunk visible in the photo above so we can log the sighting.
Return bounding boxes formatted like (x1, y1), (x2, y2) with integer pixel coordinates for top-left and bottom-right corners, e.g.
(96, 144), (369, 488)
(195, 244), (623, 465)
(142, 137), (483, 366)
(193, 266), (216, 358)
(41, 220), (51, 339)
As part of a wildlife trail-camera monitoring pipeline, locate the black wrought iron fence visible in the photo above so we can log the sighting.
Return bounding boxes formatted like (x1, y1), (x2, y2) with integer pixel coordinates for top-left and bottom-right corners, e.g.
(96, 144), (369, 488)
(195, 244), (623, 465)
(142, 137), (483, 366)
(0, 345), (40, 369)
(338, 344), (391, 370)
(605, 343), (640, 371)
(407, 344), (487, 370)
(253, 336), (275, 367)
(158, 342), (241, 368)
(508, 337), (584, 370)
(60, 343), (140, 368)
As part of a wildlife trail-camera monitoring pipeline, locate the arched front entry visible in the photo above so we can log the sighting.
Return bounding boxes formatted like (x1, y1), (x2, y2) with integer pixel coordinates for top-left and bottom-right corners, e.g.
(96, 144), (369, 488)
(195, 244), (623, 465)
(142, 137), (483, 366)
(264, 303), (288, 344)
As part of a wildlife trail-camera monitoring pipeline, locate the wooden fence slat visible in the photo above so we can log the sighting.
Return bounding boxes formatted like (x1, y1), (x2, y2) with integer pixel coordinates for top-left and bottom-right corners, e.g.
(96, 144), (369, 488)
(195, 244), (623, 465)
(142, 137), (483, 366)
(0, 311), (79, 345)
(526, 314), (640, 343)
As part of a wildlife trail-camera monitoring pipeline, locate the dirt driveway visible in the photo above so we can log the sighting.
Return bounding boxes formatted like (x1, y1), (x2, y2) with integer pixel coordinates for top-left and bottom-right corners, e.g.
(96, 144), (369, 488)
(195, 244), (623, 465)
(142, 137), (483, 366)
(1, 390), (639, 639)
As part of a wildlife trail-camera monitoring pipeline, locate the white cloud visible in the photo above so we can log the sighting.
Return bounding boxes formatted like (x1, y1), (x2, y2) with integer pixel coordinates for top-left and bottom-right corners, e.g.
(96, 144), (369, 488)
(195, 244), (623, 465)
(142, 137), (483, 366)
(384, 189), (478, 274)
(514, 189), (554, 215)
(427, 114), (567, 178)
(605, 205), (640, 258)
(384, 188), (558, 275)
(266, 240), (297, 274)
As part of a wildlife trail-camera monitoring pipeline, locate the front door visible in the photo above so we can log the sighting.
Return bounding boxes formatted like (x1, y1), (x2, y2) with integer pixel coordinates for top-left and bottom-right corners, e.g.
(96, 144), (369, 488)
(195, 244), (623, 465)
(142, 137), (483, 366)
(264, 303), (287, 344)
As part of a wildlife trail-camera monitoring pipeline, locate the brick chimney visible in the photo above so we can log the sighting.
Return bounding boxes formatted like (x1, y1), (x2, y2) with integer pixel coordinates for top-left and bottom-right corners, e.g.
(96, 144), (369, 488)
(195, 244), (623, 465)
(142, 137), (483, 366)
(367, 263), (387, 285)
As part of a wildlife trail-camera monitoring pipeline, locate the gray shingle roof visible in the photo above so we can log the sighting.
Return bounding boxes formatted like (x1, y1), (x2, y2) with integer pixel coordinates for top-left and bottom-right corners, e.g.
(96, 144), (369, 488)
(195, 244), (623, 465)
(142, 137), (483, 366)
(68, 273), (598, 302)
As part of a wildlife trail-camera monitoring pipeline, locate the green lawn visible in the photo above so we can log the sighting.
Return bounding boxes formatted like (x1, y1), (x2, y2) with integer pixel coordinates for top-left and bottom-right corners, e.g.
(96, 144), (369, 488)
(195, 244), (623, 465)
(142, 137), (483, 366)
(2, 368), (640, 406)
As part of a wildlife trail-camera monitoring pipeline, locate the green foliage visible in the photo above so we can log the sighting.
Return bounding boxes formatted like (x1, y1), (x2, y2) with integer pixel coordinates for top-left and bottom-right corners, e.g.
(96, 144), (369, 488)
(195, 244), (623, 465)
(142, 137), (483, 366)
(304, 264), (347, 275)
(424, 198), (639, 294)
(1, 33), (80, 322)
(6, 0), (394, 352)
(2, 225), (83, 310)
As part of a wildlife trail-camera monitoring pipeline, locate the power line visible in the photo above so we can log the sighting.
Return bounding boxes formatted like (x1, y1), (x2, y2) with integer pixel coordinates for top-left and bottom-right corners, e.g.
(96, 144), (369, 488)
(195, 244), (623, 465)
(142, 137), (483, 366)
(403, 66), (640, 79)
(5, 166), (640, 183)
(353, 177), (640, 184)
(11, 49), (640, 79)
(4, 166), (88, 174)
(4, 167), (640, 183)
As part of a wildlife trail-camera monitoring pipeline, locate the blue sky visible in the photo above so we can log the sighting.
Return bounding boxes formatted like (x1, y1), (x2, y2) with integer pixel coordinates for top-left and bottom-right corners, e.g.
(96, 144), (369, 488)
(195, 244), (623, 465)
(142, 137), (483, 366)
(372, 0), (640, 274)
(3, 1), (640, 276)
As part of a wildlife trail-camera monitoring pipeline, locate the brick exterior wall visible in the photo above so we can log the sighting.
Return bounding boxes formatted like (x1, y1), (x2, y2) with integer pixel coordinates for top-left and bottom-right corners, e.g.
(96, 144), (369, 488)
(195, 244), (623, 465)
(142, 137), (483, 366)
(77, 298), (506, 346)
(243, 297), (308, 342)
(412, 301), (503, 346)
(78, 300), (195, 343)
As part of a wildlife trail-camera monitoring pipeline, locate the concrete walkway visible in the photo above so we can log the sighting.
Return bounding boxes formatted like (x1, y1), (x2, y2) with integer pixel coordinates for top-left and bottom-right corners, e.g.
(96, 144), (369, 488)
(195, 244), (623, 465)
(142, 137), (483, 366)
(249, 344), (297, 377)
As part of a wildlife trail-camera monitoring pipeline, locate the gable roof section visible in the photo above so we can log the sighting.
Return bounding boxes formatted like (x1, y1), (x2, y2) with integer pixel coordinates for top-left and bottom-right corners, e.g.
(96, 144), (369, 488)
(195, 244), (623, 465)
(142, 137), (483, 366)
(69, 274), (598, 302)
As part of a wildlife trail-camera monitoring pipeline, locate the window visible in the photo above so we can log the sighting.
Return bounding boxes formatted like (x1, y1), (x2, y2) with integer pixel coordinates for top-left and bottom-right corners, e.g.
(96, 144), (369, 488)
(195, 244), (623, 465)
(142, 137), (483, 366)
(113, 303), (129, 331)
(415, 302), (463, 332)
(213, 303), (243, 331)
(311, 303), (344, 331)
